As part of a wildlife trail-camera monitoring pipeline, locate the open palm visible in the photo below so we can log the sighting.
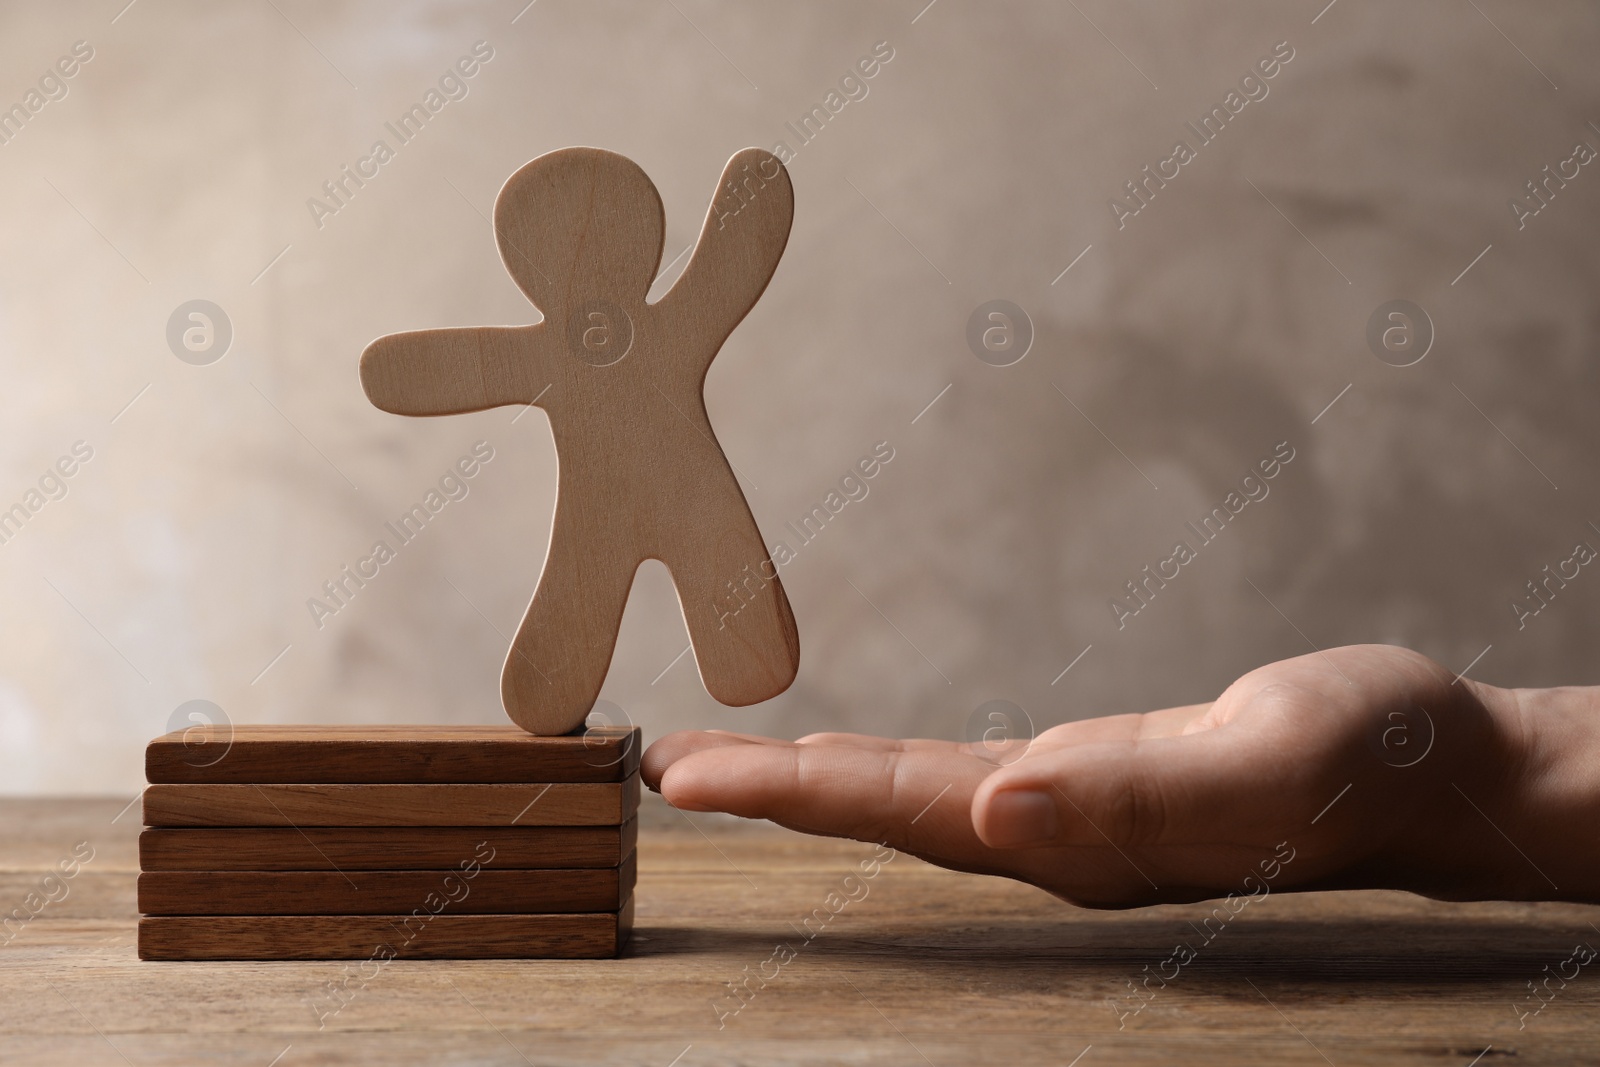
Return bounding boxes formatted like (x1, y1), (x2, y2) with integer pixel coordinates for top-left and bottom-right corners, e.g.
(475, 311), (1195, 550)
(644, 646), (1538, 907)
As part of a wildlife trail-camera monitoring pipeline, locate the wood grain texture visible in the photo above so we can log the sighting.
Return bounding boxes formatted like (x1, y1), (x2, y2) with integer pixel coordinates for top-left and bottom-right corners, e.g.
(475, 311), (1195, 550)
(360, 147), (801, 734)
(18, 797), (1600, 1064)
(145, 724), (640, 783)
(138, 901), (633, 960)
(141, 777), (639, 827)
(139, 819), (636, 870)
(137, 856), (636, 915)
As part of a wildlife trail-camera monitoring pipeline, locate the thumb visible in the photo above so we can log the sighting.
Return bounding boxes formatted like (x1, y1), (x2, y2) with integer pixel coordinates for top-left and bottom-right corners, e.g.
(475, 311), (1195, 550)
(970, 726), (1280, 850)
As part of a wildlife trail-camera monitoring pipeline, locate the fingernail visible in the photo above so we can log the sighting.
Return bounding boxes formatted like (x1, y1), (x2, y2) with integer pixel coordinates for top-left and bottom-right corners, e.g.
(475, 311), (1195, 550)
(984, 789), (1058, 847)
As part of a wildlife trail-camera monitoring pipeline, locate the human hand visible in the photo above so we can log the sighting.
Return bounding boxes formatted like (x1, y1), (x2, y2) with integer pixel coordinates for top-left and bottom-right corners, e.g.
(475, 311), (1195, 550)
(643, 645), (1600, 906)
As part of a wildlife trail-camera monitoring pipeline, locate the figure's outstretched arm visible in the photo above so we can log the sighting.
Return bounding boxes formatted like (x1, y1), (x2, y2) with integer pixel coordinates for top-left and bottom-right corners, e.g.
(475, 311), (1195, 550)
(655, 148), (793, 366)
(360, 325), (557, 416)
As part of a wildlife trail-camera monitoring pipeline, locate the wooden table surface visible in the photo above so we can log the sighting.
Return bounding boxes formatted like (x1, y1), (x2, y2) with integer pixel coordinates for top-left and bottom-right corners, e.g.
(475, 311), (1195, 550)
(3, 796), (1597, 1066)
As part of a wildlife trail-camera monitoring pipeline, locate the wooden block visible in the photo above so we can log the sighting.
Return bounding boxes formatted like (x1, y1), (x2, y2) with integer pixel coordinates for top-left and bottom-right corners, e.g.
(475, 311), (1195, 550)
(146, 724), (640, 784)
(138, 855), (636, 915)
(359, 147), (802, 734)
(138, 900), (633, 960)
(142, 777), (639, 827)
(139, 819), (637, 871)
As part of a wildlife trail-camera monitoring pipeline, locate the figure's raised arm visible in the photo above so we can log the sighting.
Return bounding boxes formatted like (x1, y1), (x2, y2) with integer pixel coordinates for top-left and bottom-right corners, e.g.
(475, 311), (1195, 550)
(359, 325), (554, 416)
(656, 148), (794, 358)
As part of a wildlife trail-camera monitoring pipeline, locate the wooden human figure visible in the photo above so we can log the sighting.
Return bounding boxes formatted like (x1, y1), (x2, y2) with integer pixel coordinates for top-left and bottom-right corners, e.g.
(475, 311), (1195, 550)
(360, 147), (800, 735)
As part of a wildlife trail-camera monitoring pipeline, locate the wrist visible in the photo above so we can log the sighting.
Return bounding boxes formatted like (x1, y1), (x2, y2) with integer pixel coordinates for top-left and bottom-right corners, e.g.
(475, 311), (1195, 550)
(1465, 679), (1600, 902)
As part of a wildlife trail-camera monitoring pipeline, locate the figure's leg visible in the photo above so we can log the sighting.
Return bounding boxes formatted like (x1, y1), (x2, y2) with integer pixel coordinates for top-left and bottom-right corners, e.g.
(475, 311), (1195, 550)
(666, 474), (800, 707)
(501, 494), (639, 734)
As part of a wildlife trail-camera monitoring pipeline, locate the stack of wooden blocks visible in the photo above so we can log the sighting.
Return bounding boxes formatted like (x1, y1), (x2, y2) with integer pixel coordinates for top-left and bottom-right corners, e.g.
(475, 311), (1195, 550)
(137, 724), (640, 960)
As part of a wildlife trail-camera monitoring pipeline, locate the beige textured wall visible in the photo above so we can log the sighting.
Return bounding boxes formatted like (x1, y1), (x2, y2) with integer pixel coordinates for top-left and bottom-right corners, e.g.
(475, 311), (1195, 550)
(2, 1), (1597, 794)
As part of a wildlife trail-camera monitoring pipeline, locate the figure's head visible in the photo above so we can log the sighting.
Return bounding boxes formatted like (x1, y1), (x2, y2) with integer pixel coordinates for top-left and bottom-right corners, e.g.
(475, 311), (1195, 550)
(494, 148), (665, 317)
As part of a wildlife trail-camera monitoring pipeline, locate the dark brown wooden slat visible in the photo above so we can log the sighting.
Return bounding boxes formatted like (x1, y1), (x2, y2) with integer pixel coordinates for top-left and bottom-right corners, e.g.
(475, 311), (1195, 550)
(138, 820), (636, 870)
(146, 725), (640, 784)
(141, 777), (640, 827)
(138, 855), (636, 915)
(138, 900), (633, 960)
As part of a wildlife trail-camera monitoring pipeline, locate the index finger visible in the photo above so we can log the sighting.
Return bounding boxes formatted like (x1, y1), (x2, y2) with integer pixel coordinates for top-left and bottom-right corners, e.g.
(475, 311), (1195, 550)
(647, 731), (997, 864)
